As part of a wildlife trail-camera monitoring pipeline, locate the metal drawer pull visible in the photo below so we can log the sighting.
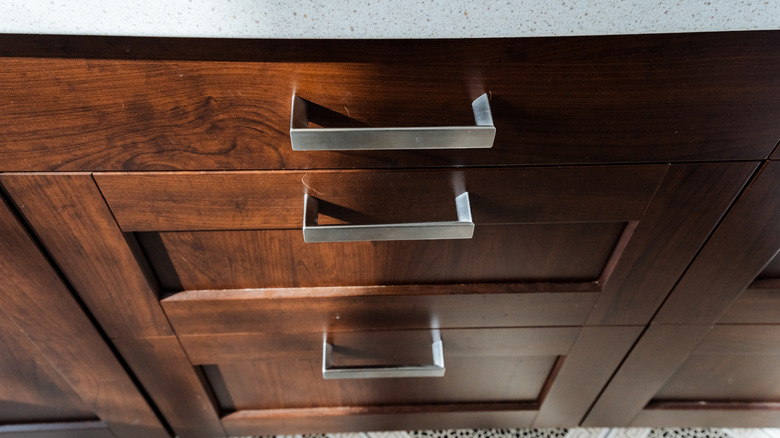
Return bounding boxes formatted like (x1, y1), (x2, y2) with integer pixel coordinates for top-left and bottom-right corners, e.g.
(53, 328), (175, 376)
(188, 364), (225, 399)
(290, 93), (495, 150)
(322, 335), (445, 379)
(303, 192), (474, 242)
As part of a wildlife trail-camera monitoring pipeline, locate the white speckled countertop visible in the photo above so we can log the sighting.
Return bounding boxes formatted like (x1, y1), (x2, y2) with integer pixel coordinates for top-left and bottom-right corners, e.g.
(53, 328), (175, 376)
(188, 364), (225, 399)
(1, 0), (778, 38)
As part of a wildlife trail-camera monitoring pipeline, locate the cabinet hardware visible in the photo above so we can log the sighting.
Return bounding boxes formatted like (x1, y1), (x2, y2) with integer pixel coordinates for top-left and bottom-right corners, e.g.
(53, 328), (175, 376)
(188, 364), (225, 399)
(303, 192), (474, 242)
(290, 93), (495, 150)
(322, 334), (445, 379)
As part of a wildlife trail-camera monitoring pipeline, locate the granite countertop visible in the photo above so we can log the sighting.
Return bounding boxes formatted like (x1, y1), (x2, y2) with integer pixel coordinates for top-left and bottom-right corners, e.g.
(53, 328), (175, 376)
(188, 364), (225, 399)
(1, 0), (777, 38)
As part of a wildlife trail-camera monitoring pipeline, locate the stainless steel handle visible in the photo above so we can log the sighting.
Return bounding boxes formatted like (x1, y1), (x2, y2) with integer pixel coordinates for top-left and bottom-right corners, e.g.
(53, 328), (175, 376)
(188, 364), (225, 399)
(322, 334), (445, 379)
(303, 192), (474, 242)
(290, 93), (495, 151)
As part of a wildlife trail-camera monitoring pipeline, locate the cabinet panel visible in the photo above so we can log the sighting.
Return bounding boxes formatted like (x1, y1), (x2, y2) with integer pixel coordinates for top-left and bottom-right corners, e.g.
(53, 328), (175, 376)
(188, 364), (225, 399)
(656, 326), (780, 402)
(221, 406), (539, 436)
(94, 167), (663, 231)
(653, 162), (780, 326)
(0, 175), (222, 438)
(718, 280), (780, 324)
(632, 408), (780, 428)
(0, 193), (168, 438)
(1, 33), (779, 171)
(213, 356), (556, 410)
(0, 313), (95, 424)
(146, 223), (624, 290)
(759, 252), (780, 278)
(162, 288), (598, 335)
(585, 161), (780, 427)
(200, 327), (561, 411)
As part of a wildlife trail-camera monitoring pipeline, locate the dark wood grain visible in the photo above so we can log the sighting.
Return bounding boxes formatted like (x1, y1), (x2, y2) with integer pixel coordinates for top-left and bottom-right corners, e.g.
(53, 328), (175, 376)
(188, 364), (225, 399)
(533, 326), (644, 427)
(718, 281), (780, 324)
(162, 287), (598, 335)
(633, 404), (780, 427)
(112, 337), (225, 438)
(0, 32), (775, 63)
(149, 223), (623, 290)
(216, 356), (554, 410)
(1, 32), (779, 171)
(758, 253), (780, 278)
(94, 167), (664, 231)
(693, 325), (780, 355)
(0, 174), (172, 338)
(615, 324), (780, 426)
(0, 175), (222, 437)
(656, 353), (780, 402)
(655, 161), (780, 325)
(0, 311), (95, 423)
(586, 162), (758, 325)
(222, 404), (538, 435)
(0, 194), (168, 437)
(0, 422), (113, 438)
(582, 324), (713, 426)
(584, 163), (780, 427)
(179, 327), (579, 365)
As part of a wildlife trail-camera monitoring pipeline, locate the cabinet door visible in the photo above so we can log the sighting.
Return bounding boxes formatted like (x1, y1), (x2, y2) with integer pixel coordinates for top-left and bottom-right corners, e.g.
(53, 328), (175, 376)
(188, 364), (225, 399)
(0, 194), (167, 438)
(584, 161), (780, 427)
(0, 162), (755, 435)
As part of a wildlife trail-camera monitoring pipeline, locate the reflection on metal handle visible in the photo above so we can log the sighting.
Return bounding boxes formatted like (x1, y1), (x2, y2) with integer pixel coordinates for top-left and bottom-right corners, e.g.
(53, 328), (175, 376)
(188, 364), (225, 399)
(322, 334), (445, 379)
(290, 93), (495, 151)
(303, 192), (474, 242)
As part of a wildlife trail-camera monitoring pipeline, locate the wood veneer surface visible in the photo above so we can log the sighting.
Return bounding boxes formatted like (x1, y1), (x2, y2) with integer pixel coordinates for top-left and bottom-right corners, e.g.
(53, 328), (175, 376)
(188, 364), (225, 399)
(1, 32), (779, 170)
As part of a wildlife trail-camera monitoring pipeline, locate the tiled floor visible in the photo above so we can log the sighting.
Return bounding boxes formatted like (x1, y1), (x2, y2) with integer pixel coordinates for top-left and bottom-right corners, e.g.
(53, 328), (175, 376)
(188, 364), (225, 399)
(248, 428), (780, 438)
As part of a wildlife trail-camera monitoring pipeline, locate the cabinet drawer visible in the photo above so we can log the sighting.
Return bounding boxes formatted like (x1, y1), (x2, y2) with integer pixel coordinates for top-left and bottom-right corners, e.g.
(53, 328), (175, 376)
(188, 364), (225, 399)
(95, 167), (662, 231)
(161, 286), (598, 335)
(2, 33), (780, 171)
(97, 167), (656, 292)
(633, 325), (780, 427)
(718, 256), (780, 324)
(143, 223), (625, 290)
(190, 328), (574, 410)
(171, 326), (584, 434)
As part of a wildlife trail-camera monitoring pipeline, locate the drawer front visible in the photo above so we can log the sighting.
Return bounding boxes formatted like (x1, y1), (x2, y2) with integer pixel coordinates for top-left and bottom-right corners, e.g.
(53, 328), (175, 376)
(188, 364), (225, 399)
(174, 326), (589, 434)
(2, 33), (780, 171)
(164, 315), (640, 432)
(94, 167), (662, 232)
(98, 167), (655, 295)
(189, 328), (575, 411)
(144, 223), (625, 290)
(632, 325), (780, 427)
(161, 286), (598, 335)
(114, 166), (651, 331)
(718, 255), (780, 324)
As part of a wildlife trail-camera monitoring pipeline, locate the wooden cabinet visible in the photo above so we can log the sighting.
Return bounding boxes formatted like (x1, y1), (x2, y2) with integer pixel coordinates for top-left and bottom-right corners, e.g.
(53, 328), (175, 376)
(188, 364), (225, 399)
(584, 161), (780, 427)
(1, 31), (779, 436)
(0, 163), (757, 435)
(0, 195), (167, 438)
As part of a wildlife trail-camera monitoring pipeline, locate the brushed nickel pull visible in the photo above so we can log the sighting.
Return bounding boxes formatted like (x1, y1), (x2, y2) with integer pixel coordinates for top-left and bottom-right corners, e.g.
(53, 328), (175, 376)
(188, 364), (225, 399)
(322, 334), (445, 380)
(290, 94), (495, 150)
(303, 192), (474, 242)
